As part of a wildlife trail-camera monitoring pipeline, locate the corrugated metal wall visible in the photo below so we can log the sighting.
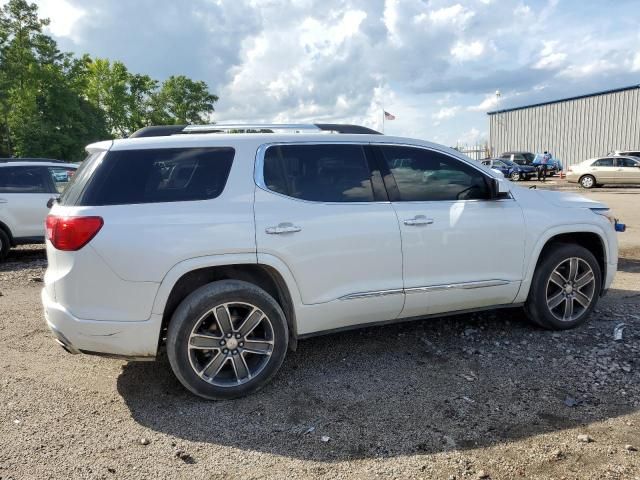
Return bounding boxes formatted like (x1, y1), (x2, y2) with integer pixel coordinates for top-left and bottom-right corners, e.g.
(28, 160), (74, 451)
(489, 87), (640, 167)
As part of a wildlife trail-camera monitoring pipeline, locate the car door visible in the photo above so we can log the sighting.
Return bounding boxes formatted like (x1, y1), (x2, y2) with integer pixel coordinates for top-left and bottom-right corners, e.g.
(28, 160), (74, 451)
(376, 145), (526, 318)
(254, 143), (404, 334)
(614, 157), (640, 184)
(0, 166), (56, 238)
(588, 158), (617, 184)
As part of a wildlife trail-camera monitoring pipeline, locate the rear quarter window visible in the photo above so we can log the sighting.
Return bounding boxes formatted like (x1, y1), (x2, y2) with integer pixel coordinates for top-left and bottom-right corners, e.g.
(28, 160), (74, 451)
(68, 147), (234, 206)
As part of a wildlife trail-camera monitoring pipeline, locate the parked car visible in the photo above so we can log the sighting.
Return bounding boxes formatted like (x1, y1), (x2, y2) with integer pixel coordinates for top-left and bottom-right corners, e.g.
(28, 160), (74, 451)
(43, 124), (621, 400)
(533, 154), (563, 176)
(482, 158), (536, 181)
(500, 151), (536, 166)
(567, 156), (640, 188)
(0, 158), (77, 260)
(610, 150), (640, 158)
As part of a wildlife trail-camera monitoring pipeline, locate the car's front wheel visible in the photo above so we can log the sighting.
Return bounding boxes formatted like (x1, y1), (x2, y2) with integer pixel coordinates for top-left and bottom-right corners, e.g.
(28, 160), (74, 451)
(510, 171), (521, 181)
(580, 175), (596, 189)
(167, 280), (289, 400)
(525, 244), (601, 330)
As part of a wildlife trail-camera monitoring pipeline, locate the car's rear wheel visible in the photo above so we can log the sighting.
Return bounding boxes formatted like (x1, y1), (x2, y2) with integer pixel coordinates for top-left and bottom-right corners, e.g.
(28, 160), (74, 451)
(580, 175), (596, 189)
(525, 244), (601, 330)
(0, 229), (10, 261)
(167, 280), (288, 400)
(510, 171), (521, 181)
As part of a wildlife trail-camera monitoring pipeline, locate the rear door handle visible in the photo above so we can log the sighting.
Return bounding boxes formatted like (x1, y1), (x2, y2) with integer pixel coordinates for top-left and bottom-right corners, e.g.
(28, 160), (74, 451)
(0, 198), (7, 204)
(266, 222), (302, 234)
(404, 215), (434, 226)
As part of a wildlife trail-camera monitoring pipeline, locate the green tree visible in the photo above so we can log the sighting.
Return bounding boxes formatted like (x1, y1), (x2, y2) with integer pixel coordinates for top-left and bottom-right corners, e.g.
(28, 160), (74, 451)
(0, 0), (108, 159)
(150, 75), (218, 125)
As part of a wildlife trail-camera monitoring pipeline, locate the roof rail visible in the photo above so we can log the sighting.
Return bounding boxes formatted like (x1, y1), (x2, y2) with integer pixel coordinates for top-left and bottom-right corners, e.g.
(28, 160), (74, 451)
(0, 157), (66, 163)
(129, 123), (381, 138)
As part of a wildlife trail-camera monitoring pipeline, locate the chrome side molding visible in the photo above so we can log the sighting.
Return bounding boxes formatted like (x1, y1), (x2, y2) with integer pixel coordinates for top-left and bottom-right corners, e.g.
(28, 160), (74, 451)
(339, 280), (511, 301)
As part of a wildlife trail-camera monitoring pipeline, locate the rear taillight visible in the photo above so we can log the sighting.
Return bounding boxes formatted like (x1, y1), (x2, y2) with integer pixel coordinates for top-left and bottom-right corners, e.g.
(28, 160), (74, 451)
(45, 216), (104, 251)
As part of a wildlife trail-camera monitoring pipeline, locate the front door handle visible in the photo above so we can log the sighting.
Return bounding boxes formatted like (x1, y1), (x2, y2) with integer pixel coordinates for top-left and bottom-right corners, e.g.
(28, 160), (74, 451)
(404, 215), (434, 226)
(0, 198), (7, 204)
(266, 222), (302, 234)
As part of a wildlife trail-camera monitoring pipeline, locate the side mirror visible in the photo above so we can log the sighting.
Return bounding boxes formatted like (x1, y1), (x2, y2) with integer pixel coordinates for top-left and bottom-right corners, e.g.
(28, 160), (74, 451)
(491, 177), (511, 198)
(47, 197), (57, 209)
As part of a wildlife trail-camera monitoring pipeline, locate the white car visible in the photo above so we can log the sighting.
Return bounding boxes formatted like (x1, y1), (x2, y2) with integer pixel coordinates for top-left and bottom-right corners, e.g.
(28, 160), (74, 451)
(42, 124), (621, 399)
(567, 156), (640, 188)
(0, 159), (77, 260)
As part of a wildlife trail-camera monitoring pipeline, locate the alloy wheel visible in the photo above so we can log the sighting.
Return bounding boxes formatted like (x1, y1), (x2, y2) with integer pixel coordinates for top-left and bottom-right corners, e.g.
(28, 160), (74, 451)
(546, 257), (596, 322)
(187, 302), (274, 387)
(581, 176), (594, 188)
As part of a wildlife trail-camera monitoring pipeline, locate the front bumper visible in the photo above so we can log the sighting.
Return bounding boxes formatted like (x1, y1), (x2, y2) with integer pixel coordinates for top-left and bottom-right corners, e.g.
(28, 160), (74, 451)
(42, 289), (161, 360)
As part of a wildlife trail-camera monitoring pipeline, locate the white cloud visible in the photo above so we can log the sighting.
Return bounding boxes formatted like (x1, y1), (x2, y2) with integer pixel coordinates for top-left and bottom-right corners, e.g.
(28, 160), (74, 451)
(456, 127), (485, 146)
(533, 40), (567, 69)
(468, 94), (499, 112)
(451, 40), (485, 61)
(428, 4), (475, 27)
(432, 106), (460, 121)
(558, 59), (618, 79)
(631, 52), (640, 72)
(3, 0), (638, 147)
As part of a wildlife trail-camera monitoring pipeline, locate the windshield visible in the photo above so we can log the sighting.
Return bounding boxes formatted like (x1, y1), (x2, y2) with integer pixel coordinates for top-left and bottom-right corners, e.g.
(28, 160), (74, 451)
(523, 153), (536, 162)
(501, 159), (516, 167)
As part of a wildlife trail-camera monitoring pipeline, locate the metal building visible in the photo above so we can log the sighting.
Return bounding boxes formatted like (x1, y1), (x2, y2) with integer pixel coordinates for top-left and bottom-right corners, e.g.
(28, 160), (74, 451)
(488, 85), (640, 167)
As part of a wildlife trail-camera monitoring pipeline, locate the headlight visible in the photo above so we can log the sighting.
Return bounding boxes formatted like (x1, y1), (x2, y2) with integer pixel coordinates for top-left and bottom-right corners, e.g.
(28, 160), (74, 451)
(591, 208), (615, 226)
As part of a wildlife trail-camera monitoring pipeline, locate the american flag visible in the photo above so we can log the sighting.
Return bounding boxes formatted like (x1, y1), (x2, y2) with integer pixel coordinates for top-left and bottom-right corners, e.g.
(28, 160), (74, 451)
(384, 111), (396, 120)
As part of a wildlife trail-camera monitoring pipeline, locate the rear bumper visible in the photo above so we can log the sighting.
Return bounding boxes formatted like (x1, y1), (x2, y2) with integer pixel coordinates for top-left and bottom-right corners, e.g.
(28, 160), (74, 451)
(42, 289), (161, 359)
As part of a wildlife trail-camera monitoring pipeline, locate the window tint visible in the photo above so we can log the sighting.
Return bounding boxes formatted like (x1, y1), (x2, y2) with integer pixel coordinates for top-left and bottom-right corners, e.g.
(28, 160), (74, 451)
(616, 157), (639, 168)
(381, 146), (491, 201)
(0, 166), (51, 193)
(592, 158), (614, 167)
(263, 144), (374, 202)
(75, 148), (234, 206)
(49, 166), (76, 193)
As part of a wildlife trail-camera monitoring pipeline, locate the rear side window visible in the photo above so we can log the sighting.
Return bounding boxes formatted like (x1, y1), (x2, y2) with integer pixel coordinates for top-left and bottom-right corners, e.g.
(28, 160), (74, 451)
(263, 144), (375, 202)
(49, 166), (77, 193)
(381, 146), (491, 201)
(72, 147), (234, 206)
(592, 158), (614, 167)
(0, 166), (52, 193)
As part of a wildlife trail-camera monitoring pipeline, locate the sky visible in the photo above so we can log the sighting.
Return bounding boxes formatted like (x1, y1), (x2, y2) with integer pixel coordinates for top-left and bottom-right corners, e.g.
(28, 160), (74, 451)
(11, 0), (640, 146)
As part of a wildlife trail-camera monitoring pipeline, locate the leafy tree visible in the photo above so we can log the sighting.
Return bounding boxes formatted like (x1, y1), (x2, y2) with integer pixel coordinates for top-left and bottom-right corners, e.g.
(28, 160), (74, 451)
(0, 0), (108, 159)
(0, 0), (219, 159)
(150, 75), (218, 125)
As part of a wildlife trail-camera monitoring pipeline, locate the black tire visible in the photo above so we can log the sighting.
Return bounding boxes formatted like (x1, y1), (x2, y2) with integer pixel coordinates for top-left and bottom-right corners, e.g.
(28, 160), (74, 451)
(0, 229), (10, 261)
(510, 171), (521, 181)
(167, 280), (288, 400)
(525, 244), (601, 330)
(579, 175), (596, 189)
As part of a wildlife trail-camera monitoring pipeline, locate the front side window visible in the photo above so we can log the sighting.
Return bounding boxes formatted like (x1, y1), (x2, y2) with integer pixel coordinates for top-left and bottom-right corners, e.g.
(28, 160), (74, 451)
(616, 157), (639, 168)
(380, 146), (491, 201)
(263, 144), (374, 202)
(0, 166), (51, 194)
(592, 158), (614, 167)
(75, 147), (234, 206)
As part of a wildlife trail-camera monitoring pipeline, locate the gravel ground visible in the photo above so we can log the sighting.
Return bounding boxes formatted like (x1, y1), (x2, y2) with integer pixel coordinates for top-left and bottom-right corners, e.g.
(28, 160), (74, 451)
(1, 190), (639, 480)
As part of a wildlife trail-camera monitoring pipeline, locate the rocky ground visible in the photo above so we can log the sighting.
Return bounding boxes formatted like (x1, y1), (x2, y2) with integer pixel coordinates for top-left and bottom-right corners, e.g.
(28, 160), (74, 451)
(0, 190), (639, 480)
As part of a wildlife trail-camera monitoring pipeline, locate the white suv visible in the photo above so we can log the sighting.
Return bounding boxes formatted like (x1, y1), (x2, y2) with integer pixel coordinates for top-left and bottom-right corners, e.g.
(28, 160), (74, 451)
(42, 124), (620, 399)
(0, 159), (77, 260)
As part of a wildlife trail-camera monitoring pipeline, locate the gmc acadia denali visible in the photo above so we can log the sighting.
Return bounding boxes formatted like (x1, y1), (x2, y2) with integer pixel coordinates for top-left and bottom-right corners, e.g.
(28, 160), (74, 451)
(42, 123), (621, 399)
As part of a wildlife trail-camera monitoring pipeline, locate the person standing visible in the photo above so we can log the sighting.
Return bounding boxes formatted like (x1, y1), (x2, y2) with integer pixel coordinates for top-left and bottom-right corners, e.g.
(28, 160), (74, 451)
(537, 151), (551, 182)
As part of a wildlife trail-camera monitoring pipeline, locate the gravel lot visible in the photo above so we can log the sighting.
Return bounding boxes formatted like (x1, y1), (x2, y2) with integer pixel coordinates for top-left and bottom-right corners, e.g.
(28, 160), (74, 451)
(1, 187), (639, 480)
